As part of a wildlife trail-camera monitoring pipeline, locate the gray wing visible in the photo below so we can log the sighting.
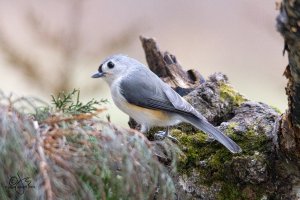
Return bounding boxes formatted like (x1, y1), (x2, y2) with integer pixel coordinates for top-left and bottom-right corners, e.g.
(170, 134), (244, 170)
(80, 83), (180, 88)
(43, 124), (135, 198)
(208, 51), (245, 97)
(119, 70), (197, 118)
(163, 86), (205, 119)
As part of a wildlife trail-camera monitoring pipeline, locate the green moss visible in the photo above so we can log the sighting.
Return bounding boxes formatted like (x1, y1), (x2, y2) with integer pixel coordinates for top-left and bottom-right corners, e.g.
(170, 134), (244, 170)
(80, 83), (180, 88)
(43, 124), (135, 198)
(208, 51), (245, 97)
(234, 129), (269, 155)
(218, 184), (266, 200)
(224, 122), (238, 137)
(217, 183), (242, 200)
(208, 148), (232, 171)
(174, 125), (269, 171)
(172, 129), (208, 170)
(173, 122), (271, 198)
(215, 128), (270, 199)
(270, 105), (282, 114)
(219, 83), (246, 106)
(172, 128), (234, 184)
(222, 122), (269, 155)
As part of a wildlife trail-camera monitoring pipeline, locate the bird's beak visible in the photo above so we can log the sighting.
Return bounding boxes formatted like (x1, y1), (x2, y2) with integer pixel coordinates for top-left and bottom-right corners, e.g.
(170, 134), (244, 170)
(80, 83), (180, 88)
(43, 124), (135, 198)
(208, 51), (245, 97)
(91, 72), (104, 78)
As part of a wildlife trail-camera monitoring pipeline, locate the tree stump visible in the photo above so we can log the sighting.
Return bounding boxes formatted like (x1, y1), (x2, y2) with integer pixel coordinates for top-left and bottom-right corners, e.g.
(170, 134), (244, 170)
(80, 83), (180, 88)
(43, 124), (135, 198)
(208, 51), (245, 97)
(128, 36), (300, 199)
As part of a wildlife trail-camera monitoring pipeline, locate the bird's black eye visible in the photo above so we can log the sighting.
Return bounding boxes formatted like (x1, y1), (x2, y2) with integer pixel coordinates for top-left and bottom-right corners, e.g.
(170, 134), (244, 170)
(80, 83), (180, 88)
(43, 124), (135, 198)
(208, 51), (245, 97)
(107, 61), (114, 69)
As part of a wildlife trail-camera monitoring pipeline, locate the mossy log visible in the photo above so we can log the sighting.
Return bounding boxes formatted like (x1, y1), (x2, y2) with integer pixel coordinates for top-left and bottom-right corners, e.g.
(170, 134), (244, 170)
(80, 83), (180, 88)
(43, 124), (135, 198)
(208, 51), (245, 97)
(128, 36), (300, 199)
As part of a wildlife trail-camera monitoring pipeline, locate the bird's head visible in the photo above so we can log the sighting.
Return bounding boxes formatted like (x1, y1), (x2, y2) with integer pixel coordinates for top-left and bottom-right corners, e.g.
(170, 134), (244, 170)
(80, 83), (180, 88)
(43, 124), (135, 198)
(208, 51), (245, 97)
(91, 54), (137, 85)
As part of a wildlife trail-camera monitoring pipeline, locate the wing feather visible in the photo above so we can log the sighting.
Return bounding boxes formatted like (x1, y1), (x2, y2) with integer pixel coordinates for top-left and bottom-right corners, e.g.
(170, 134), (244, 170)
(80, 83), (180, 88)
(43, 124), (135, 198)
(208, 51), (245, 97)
(163, 86), (204, 119)
(119, 70), (196, 117)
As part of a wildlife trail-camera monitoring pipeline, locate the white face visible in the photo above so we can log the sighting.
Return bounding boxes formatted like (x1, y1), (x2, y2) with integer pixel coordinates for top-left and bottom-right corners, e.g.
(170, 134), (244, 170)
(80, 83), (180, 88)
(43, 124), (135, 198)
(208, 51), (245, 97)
(92, 55), (128, 85)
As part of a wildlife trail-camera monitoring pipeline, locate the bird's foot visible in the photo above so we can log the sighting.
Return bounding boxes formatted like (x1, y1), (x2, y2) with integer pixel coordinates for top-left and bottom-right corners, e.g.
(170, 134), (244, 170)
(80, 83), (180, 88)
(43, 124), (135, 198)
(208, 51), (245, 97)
(154, 131), (179, 143)
(154, 131), (167, 140)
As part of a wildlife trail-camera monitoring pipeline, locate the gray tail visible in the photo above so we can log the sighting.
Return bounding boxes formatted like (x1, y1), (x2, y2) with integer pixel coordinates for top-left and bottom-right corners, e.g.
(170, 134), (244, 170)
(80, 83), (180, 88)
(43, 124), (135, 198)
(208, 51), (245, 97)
(183, 116), (242, 153)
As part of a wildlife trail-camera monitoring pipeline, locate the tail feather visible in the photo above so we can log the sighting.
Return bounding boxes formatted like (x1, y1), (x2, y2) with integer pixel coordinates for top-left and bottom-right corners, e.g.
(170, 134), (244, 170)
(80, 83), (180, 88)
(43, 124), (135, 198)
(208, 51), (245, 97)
(183, 116), (242, 153)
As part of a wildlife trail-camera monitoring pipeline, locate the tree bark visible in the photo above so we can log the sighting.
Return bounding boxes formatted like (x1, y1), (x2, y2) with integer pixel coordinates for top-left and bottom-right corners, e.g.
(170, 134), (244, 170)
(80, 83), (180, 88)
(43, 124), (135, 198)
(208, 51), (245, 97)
(277, 0), (300, 161)
(140, 36), (205, 96)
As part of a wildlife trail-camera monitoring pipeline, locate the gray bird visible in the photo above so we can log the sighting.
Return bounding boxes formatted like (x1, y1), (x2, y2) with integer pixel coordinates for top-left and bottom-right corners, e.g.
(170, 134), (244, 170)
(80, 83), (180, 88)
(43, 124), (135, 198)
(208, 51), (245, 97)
(92, 54), (241, 153)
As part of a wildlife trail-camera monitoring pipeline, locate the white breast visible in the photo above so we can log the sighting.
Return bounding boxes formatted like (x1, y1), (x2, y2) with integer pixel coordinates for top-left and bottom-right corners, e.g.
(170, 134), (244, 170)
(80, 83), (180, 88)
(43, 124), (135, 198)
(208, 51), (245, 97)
(109, 79), (182, 128)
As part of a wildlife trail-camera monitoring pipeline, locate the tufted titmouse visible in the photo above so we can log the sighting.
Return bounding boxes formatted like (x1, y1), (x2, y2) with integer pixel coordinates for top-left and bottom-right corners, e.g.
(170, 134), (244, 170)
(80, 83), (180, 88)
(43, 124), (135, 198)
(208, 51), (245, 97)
(92, 54), (241, 153)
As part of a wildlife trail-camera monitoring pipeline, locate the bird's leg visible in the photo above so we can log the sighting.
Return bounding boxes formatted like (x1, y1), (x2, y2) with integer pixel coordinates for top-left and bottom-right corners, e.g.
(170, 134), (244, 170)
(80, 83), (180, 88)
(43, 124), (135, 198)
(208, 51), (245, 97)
(140, 125), (152, 138)
(154, 127), (168, 140)
(154, 126), (178, 143)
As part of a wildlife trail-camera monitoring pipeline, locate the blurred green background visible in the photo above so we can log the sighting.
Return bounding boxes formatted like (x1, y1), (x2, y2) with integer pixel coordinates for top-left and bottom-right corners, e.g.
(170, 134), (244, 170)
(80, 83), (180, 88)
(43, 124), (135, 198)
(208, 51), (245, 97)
(0, 0), (287, 126)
